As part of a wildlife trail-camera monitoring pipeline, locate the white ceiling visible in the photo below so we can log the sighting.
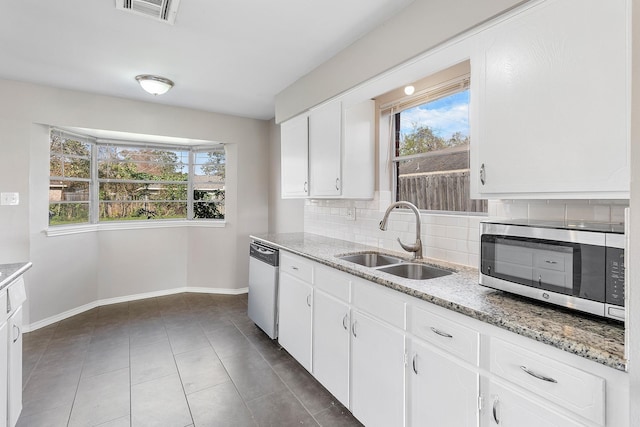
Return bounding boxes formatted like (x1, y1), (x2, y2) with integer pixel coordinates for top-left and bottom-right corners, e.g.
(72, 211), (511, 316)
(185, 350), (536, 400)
(0, 0), (415, 121)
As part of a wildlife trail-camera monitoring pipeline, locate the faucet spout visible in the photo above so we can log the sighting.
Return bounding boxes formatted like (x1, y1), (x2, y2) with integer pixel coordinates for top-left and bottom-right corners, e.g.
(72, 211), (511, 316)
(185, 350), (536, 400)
(379, 201), (423, 260)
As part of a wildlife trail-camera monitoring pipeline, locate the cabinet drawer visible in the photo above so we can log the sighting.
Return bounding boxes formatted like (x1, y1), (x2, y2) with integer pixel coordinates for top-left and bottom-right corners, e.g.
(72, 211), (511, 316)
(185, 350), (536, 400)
(315, 264), (350, 302)
(352, 279), (404, 329)
(280, 252), (313, 283)
(409, 305), (479, 365)
(490, 338), (605, 425)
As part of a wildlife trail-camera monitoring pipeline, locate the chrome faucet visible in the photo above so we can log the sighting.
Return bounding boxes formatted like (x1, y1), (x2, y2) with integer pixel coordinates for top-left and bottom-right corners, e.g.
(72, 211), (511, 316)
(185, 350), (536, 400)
(379, 201), (423, 260)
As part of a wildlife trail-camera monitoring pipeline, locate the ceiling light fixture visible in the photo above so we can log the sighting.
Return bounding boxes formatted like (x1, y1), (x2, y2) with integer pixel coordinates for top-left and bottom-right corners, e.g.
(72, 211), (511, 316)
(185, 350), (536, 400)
(404, 85), (415, 96)
(135, 74), (174, 95)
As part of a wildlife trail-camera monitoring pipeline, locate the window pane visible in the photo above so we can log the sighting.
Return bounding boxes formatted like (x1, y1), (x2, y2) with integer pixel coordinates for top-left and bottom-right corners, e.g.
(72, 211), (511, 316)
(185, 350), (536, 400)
(99, 201), (187, 221)
(396, 88), (486, 213)
(98, 146), (188, 180)
(49, 202), (89, 225)
(99, 183), (187, 201)
(49, 180), (90, 203)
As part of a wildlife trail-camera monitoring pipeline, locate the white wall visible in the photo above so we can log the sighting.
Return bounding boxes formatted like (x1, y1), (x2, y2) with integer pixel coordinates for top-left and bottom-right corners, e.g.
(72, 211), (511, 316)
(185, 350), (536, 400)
(0, 78), (270, 327)
(275, 0), (527, 122)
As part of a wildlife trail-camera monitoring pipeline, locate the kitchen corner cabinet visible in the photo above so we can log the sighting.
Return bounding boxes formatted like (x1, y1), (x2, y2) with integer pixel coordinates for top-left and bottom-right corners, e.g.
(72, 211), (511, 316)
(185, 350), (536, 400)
(280, 113), (309, 198)
(471, 0), (630, 198)
(7, 305), (22, 427)
(277, 252), (313, 371)
(280, 99), (375, 200)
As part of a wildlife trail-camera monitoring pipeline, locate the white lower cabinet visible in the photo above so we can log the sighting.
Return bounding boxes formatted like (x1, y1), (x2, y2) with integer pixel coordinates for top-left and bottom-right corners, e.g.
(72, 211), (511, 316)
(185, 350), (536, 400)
(278, 272), (313, 372)
(350, 310), (405, 427)
(485, 381), (584, 427)
(408, 338), (479, 427)
(312, 290), (350, 406)
(0, 319), (7, 427)
(7, 305), (22, 427)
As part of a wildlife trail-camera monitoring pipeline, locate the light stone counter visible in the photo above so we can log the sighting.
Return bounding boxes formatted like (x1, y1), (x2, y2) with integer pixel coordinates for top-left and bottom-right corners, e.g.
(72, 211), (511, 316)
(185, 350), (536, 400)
(0, 262), (32, 291)
(251, 232), (626, 371)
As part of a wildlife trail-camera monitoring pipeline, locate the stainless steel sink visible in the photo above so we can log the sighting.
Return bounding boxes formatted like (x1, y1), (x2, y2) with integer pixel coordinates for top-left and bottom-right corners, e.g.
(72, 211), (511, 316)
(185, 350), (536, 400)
(338, 252), (404, 268)
(376, 263), (452, 280)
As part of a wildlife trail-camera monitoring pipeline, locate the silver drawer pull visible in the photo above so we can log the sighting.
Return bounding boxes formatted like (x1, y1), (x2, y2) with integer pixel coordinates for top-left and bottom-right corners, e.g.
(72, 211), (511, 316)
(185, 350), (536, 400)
(291, 266), (299, 271)
(412, 354), (418, 374)
(430, 327), (453, 338)
(545, 260), (558, 264)
(520, 366), (557, 383)
(351, 321), (358, 338)
(492, 398), (500, 424)
(306, 294), (311, 307)
(342, 313), (349, 330)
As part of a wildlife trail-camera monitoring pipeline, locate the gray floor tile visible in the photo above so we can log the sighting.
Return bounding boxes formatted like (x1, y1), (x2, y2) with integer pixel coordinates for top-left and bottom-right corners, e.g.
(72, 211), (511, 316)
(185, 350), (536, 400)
(81, 344), (130, 378)
(246, 389), (319, 427)
(221, 349), (286, 402)
(130, 337), (177, 385)
(16, 403), (71, 427)
(95, 415), (131, 426)
(131, 373), (193, 427)
(206, 324), (253, 358)
(22, 370), (81, 417)
(175, 346), (230, 395)
(68, 367), (130, 427)
(167, 324), (211, 355)
(271, 357), (336, 415)
(313, 403), (364, 427)
(187, 382), (256, 427)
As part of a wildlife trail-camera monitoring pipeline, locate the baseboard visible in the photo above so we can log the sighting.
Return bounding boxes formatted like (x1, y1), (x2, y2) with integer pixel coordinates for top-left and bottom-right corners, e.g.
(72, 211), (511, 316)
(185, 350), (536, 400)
(24, 286), (249, 332)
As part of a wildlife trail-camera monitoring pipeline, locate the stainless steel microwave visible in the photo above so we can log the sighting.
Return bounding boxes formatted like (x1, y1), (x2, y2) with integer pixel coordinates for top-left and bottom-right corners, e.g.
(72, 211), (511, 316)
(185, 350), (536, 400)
(480, 220), (625, 321)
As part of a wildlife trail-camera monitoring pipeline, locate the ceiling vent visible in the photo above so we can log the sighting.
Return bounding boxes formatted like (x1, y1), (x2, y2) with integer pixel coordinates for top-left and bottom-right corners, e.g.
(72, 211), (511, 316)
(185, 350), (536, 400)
(116, 0), (181, 25)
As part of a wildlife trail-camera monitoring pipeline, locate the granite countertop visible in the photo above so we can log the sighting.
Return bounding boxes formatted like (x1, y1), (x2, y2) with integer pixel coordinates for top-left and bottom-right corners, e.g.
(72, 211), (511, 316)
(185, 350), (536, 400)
(0, 262), (33, 291)
(251, 232), (626, 372)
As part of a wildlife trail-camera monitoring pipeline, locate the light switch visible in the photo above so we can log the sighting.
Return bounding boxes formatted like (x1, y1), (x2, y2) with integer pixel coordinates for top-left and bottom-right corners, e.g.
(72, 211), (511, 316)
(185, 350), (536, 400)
(1, 192), (19, 206)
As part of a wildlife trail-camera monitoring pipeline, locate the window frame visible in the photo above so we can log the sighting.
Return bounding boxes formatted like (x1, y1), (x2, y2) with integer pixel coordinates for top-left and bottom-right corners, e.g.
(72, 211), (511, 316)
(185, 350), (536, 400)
(386, 74), (487, 215)
(48, 128), (226, 229)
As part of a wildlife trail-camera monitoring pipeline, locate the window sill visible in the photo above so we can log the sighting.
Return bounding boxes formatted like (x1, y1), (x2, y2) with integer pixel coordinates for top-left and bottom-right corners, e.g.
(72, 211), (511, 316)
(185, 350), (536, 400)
(46, 220), (226, 237)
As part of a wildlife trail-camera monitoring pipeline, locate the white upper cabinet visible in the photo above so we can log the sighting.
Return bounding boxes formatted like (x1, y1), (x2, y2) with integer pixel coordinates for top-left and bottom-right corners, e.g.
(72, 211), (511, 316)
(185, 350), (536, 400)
(280, 99), (375, 199)
(280, 113), (309, 198)
(309, 100), (342, 197)
(471, 0), (630, 198)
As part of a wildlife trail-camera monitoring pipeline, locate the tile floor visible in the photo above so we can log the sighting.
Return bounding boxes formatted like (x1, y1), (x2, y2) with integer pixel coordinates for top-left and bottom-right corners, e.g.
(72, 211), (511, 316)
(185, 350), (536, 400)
(18, 293), (363, 427)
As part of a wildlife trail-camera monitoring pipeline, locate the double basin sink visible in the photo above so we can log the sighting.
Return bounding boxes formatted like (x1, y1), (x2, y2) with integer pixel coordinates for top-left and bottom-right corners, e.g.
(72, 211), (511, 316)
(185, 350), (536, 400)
(337, 252), (452, 281)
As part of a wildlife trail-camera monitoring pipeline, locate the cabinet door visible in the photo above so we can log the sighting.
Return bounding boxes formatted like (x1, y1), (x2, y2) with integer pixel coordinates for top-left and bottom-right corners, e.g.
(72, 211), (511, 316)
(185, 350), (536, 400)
(313, 290), (350, 406)
(278, 272), (313, 371)
(309, 100), (342, 197)
(280, 114), (309, 198)
(0, 321), (7, 427)
(472, 0), (629, 198)
(408, 339), (479, 427)
(8, 305), (22, 427)
(486, 382), (584, 427)
(350, 310), (405, 427)
(342, 100), (375, 199)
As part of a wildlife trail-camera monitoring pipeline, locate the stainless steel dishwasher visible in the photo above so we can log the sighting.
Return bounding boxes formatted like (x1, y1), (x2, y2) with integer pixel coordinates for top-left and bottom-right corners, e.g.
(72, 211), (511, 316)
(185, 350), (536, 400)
(248, 240), (279, 339)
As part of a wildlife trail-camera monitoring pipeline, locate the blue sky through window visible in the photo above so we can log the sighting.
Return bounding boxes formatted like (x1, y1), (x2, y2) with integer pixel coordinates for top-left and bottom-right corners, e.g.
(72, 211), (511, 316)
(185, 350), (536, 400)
(399, 89), (470, 140)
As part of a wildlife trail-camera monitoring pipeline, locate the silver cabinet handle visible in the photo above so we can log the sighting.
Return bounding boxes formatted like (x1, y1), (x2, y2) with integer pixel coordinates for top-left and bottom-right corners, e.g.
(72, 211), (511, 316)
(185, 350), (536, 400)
(520, 366), (557, 383)
(306, 294), (311, 307)
(342, 313), (349, 330)
(430, 327), (453, 338)
(351, 321), (358, 338)
(335, 177), (340, 190)
(412, 354), (418, 374)
(480, 163), (486, 185)
(545, 260), (558, 264)
(12, 324), (20, 343)
(291, 266), (299, 271)
(492, 398), (500, 424)
(304, 181), (308, 193)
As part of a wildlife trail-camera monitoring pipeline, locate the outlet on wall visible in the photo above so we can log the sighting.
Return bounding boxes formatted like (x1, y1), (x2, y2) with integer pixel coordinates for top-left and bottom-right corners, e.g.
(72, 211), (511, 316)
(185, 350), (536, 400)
(346, 207), (356, 221)
(0, 192), (19, 206)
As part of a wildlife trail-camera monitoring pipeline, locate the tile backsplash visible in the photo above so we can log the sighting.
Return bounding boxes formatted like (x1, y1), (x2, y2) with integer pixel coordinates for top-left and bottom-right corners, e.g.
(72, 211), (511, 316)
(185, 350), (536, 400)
(304, 193), (628, 268)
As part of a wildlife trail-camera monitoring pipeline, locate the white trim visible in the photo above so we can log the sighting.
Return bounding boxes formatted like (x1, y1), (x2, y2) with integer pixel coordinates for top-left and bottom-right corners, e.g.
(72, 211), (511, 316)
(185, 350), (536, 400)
(46, 219), (226, 236)
(24, 286), (248, 332)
